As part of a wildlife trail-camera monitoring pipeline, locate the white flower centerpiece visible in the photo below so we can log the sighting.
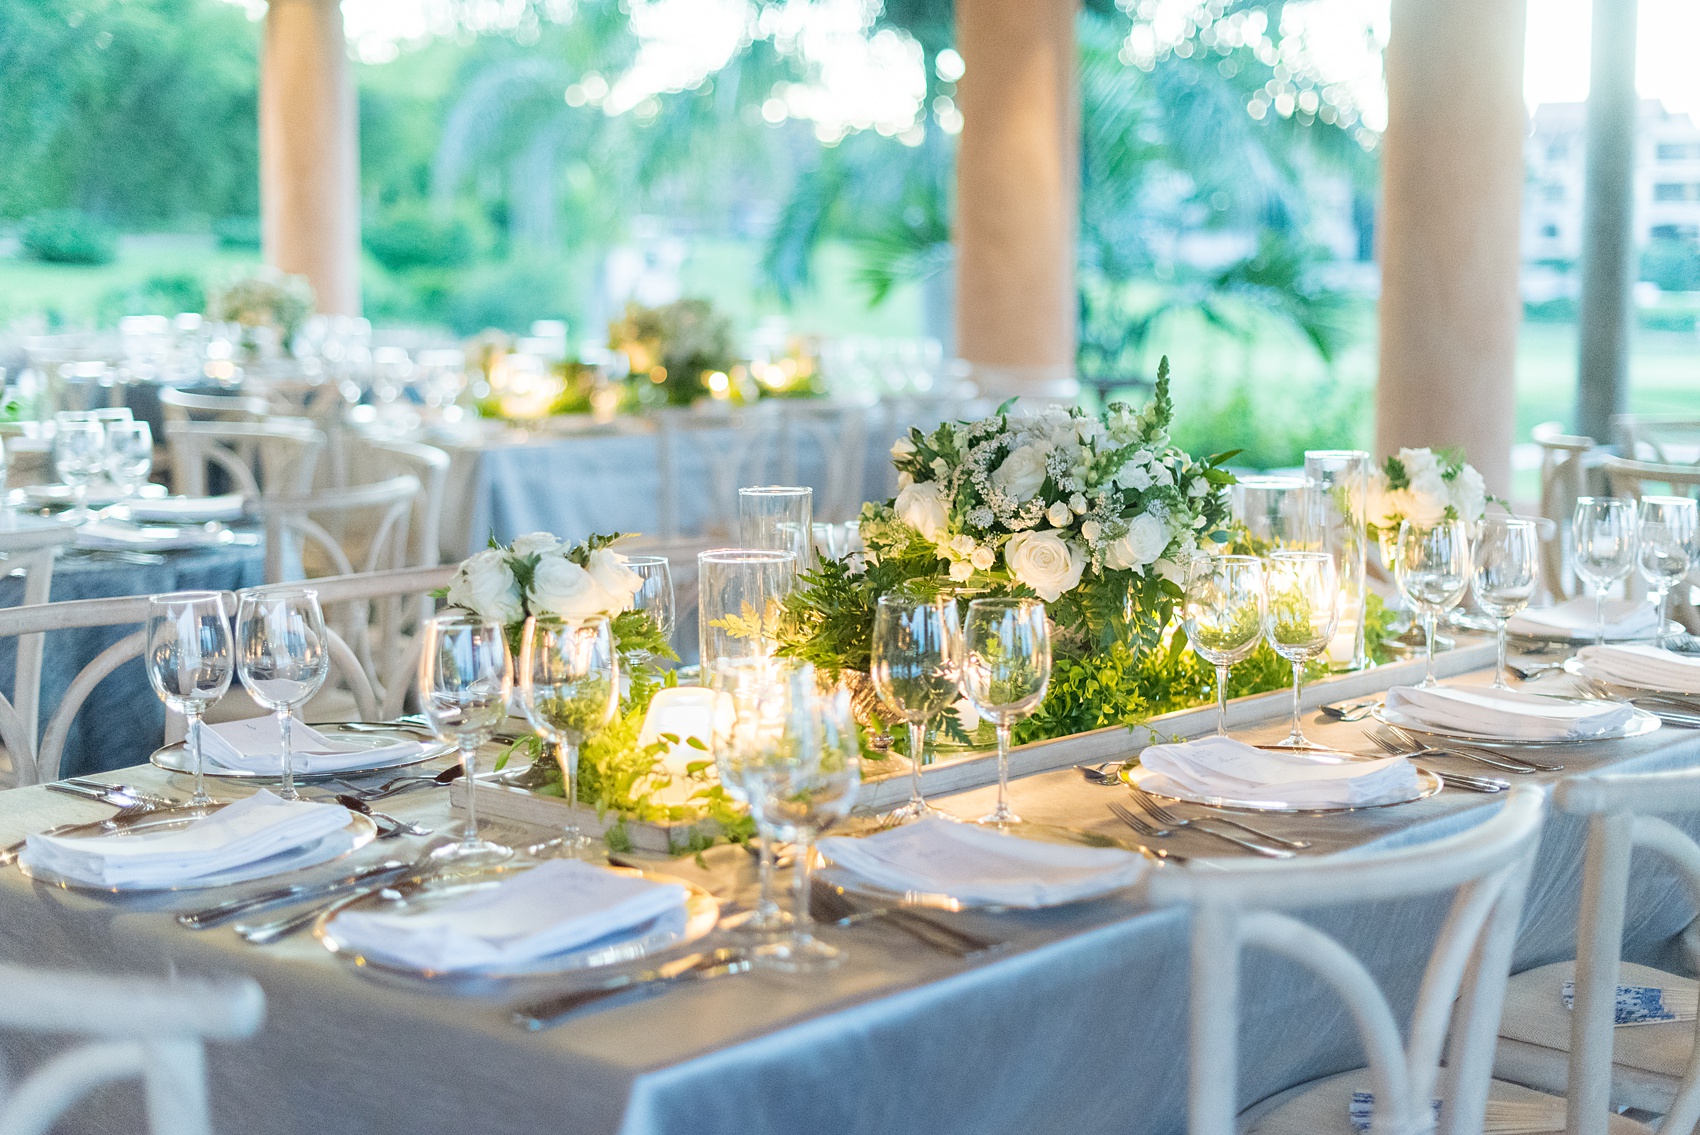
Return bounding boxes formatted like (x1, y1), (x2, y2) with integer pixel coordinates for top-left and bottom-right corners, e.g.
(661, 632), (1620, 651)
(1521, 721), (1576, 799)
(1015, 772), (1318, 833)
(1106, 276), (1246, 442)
(1365, 447), (1488, 544)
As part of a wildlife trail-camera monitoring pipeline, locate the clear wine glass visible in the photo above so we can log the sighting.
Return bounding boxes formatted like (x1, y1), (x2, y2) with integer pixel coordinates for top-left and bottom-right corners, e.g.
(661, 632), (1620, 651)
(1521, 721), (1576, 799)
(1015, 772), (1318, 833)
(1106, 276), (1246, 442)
(1636, 496), (1697, 648)
(870, 593), (962, 824)
(1181, 555), (1267, 736)
(1264, 550), (1341, 748)
(736, 664), (860, 971)
(145, 591), (232, 808)
(53, 418), (106, 522)
(418, 612), (514, 865)
(1393, 519), (1471, 687)
(104, 420), (153, 499)
(1573, 497), (1638, 645)
(623, 555), (675, 660)
(960, 598), (1051, 827)
(519, 615), (619, 857)
(710, 656), (801, 934)
(1473, 517), (1540, 689)
(234, 586), (329, 801)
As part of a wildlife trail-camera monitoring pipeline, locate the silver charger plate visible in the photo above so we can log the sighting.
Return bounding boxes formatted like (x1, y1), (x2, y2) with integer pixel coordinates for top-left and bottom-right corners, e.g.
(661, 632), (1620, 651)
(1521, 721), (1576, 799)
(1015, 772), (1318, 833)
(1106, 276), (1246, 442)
(1119, 761), (1442, 815)
(17, 810), (377, 894)
(1562, 654), (1700, 699)
(1506, 620), (1681, 646)
(314, 865), (720, 981)
(150, 722), (447, 782)
(1371, 702), (1663, 747)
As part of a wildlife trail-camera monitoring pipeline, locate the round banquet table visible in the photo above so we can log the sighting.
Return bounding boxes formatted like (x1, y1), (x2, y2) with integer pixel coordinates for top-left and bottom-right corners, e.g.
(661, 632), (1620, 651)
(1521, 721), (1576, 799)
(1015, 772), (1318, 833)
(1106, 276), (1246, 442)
(0, 543), (265, 778)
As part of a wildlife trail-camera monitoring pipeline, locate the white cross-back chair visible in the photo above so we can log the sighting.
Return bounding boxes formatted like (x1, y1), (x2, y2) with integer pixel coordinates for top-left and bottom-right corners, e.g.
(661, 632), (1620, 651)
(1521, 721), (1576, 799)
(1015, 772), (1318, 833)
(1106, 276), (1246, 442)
(157, 387), (270, 428)
(1150, 786), (1548, 1135)
(654, 406), (782, 540)
(0, 522), (75, 762)
(345, 438), (451, 567)
(1615, 416), (1700, 467)
(1533, 422), (1597, 604)
(1495, 768), (1700, 1134)
(299, 566), (454, 720)
(0, 967), (262, 1135)
(165, 420), (323, 500)
(258, 474), (420, 584)
(775, 402), (868, 523)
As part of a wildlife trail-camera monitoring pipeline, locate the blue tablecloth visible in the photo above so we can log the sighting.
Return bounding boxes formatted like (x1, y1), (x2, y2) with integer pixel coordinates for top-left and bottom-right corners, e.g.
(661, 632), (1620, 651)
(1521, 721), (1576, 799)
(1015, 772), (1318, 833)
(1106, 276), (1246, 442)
(0, 544), (264, 778)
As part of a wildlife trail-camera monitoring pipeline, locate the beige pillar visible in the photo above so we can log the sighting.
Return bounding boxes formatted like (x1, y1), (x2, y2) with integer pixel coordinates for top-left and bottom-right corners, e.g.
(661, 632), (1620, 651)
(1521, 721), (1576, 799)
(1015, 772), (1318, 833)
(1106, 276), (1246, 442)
(954, 0), (1079, 401)
(261, 0), (361, 316)
(1375, 0), (1527, 495)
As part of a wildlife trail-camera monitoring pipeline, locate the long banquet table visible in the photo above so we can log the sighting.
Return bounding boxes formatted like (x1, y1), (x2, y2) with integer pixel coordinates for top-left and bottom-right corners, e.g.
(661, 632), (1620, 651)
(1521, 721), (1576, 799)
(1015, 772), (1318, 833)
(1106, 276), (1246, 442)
(1, 664), (1697, 1135)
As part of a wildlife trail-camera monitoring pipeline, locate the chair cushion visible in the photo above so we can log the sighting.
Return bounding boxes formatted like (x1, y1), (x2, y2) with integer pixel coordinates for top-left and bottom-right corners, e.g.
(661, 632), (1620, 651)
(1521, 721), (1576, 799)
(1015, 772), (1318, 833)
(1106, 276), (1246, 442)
(1242, 1067), (1650, 1134)
(1499, 960), (1696, 1080)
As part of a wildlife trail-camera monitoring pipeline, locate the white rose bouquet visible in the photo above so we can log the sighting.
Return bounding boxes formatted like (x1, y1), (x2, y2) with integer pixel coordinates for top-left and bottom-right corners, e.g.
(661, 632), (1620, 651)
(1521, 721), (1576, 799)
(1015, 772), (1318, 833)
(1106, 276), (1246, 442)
(1365, 447), (1488, 540)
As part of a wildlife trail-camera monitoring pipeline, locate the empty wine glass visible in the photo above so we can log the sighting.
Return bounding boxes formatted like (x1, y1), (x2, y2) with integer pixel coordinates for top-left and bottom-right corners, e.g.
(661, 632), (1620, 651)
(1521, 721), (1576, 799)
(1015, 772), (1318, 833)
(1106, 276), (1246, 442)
(104, 420), (153, 498)
(738, 486), (814, 572)
(736, 664), (860, 971)
(146, 591), (232, 808)
(1636, 496), (1698, 647)
(519, 615), (619, 857)
(623, 555), (675, 661)
(710, 656), (798, 934)
(235, 587), (329, 801)
(960, 598), (1051, 827)
(53, 418), (105, 521)
(870, 593), (963, 823)
(1473, 517), (1540, 689)
(1393, 519), (1471, 687)
(1182, 555), (1267, 737)
(1573, 497), (1638, 645)
(1264, 551), (1341, 748)
(418, 612), (513, 865)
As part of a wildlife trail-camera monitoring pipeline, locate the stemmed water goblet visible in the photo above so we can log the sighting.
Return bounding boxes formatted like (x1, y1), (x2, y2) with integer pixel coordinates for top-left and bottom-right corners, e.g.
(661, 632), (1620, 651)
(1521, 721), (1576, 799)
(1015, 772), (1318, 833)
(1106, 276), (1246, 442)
(104, 420), (153, 499)
(1635, 496), (1697, 648)
(960, 598), (1051, 827)
(418, 612), (514, 866)
(1181, 555), (1267, 737)
(870, 592), (962, 823)
(53, 418), (105, 522)
(1393, 519), (1471, 687)
(709, 657), (794, 933)
(519, 615), (619, 857)
(1573, 497), (1638, 645)
(1263, 551), (1340, 749)
(235, 587), (329, 801)
(1473, 517), (1540, 689)
(623, 555), (675, 662)
(145, 591), (232, 809)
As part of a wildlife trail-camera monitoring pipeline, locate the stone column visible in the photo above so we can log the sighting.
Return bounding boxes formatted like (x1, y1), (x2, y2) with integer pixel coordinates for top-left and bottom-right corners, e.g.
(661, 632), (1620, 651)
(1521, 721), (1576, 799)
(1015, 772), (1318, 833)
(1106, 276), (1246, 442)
(953, 0), (1079, 402)
(260, 0), (361, 316)
(1375, 0), (1528, 495)
(1575, 0), (1639, 443)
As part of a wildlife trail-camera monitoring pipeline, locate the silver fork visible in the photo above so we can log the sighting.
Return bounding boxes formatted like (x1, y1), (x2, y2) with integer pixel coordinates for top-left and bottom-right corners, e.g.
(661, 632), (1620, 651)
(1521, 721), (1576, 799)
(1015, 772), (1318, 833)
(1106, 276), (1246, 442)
(1108, 801), (1294, 859)
(0, 802), (157, 865)
(1128, 786), (1312, 850)
(1369, 725), (1557, 774)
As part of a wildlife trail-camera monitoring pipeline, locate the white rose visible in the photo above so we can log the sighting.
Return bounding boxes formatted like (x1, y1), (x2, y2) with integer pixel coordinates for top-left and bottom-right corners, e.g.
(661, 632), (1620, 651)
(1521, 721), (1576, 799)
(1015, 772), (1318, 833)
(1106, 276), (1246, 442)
(991, 444), (1050, 502)
(1397, 448), (1448, 502)
(1188, 477), (1208, 498)
(891, 436), (916, 460)
(586, 548), (643, 611)
(1115, 463), (1153, 492)
(970, 546), (995, 571)
(1151, 463), (1174, 488)
(1448, 464), (1487, 522)
(948, 560), (974, 582)
(1003, 530), (1085, 601)
(1371, 486), (1446, 531)
(531, 555), (618, 619)
(1068, 493), (1088, 514)
(1156, 557), (1187, 585)
(949, 534), (976, 557)
(446, 550), (523, 625)
(897, 471), (913, 490)
(1103, 512), (1169, 571)
(895, 481), (950, 541)
(1080, 520), (1103, 543)
(510, 532), (562, 558)
(1046, 500), (1072, 528)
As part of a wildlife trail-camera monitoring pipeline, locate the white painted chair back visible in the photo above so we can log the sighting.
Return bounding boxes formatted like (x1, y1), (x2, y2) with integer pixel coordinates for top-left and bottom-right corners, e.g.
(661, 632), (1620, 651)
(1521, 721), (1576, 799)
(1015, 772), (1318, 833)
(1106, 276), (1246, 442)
(1149, 786), (1547, 1135)
(1533, 422), (1596, 603)
(347, 438), (451, 567)
(165, 420), (323, 500)
(258, 474), (420, 585)
(1600, 455), (1700, 629)
(298, 566), (454, 720)
(0, 966), (262, 1135)
(1546, 770), (1700, 1135)
(157, 387), (270, 428)
(1614, 415), (1700, 467)
(653, 406), (782, 540)
(775, 402), (868, 523)
(0, 523), (75, 761)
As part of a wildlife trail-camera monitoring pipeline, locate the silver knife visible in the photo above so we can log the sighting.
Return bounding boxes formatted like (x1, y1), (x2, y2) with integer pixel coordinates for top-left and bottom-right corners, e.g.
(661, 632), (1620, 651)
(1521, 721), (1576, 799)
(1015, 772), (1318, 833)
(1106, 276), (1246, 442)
(512, 948), (752, 1029)
(177, 859), (411, 929)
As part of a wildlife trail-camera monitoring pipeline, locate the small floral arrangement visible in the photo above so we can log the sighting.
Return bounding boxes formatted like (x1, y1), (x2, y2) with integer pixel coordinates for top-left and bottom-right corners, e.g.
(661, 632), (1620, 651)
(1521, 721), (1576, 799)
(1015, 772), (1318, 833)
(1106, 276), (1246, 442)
(1366, 447), (1488, 539)
(205, 268), (315, 342)
(443, 531), (648, 634)
(609, 298), (740, 407)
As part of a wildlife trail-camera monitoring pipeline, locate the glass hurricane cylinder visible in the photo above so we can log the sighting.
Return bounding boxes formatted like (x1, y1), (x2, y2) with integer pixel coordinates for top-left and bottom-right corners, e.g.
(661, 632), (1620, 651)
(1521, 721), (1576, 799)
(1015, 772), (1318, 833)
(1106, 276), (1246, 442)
(739, 486), (814, 573)
(1231, 476), (1323, 552)
(697, 549), (797, 675)
(1304, 450), (1371, 670)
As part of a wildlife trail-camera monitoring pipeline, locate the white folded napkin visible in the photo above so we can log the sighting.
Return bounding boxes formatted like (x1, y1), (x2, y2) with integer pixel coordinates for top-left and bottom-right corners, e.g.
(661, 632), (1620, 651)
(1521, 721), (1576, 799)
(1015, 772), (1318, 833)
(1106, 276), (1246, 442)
(1576, 644), (1700, 695)
(1383, 685), (1635, 742)
(126, 494), (245, 523)
(23, 790), (350, 888)
(326, 860), (690, 972)
(74, 520), (225, 551)
(1138, 736), (1421, 809)
(200, 716), (426, 775)
(1506, 597), (1661, 641)
(816, 817), (1145, 907)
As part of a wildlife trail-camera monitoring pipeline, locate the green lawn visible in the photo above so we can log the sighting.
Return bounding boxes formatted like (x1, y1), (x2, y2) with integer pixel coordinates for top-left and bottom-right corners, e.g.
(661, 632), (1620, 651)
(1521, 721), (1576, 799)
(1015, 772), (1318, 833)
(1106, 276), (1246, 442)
(0, 236), (260, 327)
